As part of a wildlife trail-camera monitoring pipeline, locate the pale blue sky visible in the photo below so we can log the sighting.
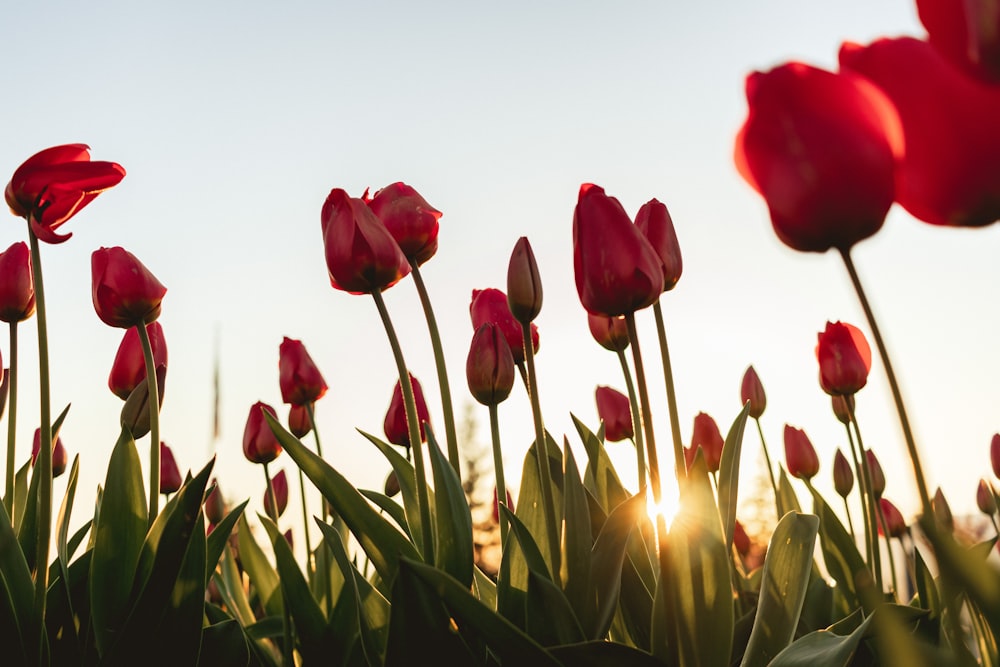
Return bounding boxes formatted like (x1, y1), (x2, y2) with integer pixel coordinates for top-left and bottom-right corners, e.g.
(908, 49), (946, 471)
(2, 1), (997, 543)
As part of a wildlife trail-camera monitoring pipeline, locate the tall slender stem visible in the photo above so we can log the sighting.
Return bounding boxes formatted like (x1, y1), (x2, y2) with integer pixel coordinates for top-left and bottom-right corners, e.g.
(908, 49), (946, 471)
(839, 249), (932, 517)
(136, 322), (161, 525)
(842, 496), (856, 542)
(5, 322), (18, 517)
(371, 289), (434, 563)
(27, 228), (51, 620)
(616, 349), (645, 491)
(652, 302), (686, 480)
(844, 422), (873, 567)
(488, 404), (509, 549)
(410, 263), (460, 475)
(265, 462), (294, 666)
(520, 321), (560, 574)
(753, 418), (780, 519)
(848, 401), (883, 592)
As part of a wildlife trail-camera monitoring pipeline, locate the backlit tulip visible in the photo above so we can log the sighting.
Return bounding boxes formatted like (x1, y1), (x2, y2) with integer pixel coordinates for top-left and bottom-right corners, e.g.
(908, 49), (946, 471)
(321, 188), (411, 294)
(264, 468), (289, 518)
(878, 498), (907, 538)
(91, 247), (167, 329)
(784, 425), (819, 480)
(278, 337), (328, 406)
(492, 486), (514, 524)
(691, 412), (725, 473)
(573, 184), (664, 316)
(833, 448), (854, 498)
(587, 313), (630, 352)
(0, 242), (34, 322)
(466, 323), (515, 406)
(595, 386), (633, 442)
(32, 428), (67, 478)
(841, 38), (1000, 227)
(366, 182), (441, 266)
(108, 322), (168, 400)
(205, 479), (226, 524)
(635, 198), (683, 292)
(917, 0), (1000, 83)
(243, 401), (281, 464)
(740, 366), (766, 419)
(506, 237), (542, 324)
(160, 442), (182, 494)
(470, 288), (539, 365)
(992, 433), (1000, 479)
(5, 144), (125, 243)
(816, 322), (872, 396)
(734, 62), (901, 252)
(977, 478), (997, 515)
(288, 404), (312, 438)
(383, 373), (429, 449)
(865, 450), (886, 496)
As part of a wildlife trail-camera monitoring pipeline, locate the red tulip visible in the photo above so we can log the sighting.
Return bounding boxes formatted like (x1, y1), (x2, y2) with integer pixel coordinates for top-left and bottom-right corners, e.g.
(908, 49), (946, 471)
(841, 38), (1000, 227)
(5, 144), (125, 244)
(243, 401), (281, 464)
(733, 519), (751, 556)
(635, 198), (683, 292)
(32, 428), (67, 478)
(595, 386), (633, 442)
(878, 498), (907, 538)
(587, 313), (630, 352)
(991, 433), (1000, 479)
(321, 188), (411, 294)
(264, 468), (289, 518)
(278, 337), (328, 406)
(0, 242), (35, 323)
(691, 412), (725, 473)
(469, 288), (539, 365)
(917, 0), (1000, 83)
(833, 448), (854, 498)
(288, 404), (312, 438)
(865, 449), (886, 496)
(739, 366), (766, 419)
(492, 486), (514, 524)
(573, 184), (664, 317)
(783, 425), (819, 481)
(383, 373), (430, 449)
(977, 478), (997, 515)
(366, 182), (441, 266)
(506, 237), (543, 324)
(205, 478), (226, 524)
(160, 442), (182, 494)
(466, 323), (515, 407)
(734, 62), (902, 252)
(108, 322), (168, 400)
(91, 247), (167, 329)
(816, 322), (872, 396)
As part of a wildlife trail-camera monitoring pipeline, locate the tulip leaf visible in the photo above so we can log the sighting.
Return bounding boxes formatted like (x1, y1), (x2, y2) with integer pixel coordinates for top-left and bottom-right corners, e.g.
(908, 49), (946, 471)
(619, 549), (655, 651)
(561, 439), (592, 615)
(770, 610), (873, 666)
(571, 413), (628, 512)
(8, 460), (28, 532)
(359, 429), (423, 553)
(497, 504), (552, 629)
(504, 506), (552, 582)
(474, 565), (498, 609)
(777, 467), (802, 516)
(807, 486), (875, 613)
(90, 426), (147, 656)
(54, 454), (81, 647)
(717, 402), (750, 554)
(428, 426), (474, 587)
(739, 511), (820, 667)
(587, 491), (646, 640)
(549, 640), (666, 666)
(198, 618), (251, 667)
(525, 568), (587, 645)
(205, 500), (249, 586)
(237, 513), (283, 617)
(512, 437), (563, 582)
(265, 412), (421, 585)
(0, 499), (35, 666)
(913, 548), (941, 616)
(359, 489), (409, 537)
(16, 448), (41, 571)
(317, 519), (375, 664)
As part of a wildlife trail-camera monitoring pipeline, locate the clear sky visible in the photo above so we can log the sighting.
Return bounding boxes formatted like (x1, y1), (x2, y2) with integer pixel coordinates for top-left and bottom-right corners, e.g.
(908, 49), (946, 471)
(2, 0), (997, 545)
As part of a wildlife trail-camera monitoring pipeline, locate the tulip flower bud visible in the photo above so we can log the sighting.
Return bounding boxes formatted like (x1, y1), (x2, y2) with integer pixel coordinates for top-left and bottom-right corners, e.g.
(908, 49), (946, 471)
(783, 425), (819, 481)
(831, 394), (854, 425)
(865, 450), (886, 496)
(878, 498), (907, 538)
(367, 182), (442, 266)
(0, 242), (35, 323)
(506, 237), (543, 324)
(383, 373), (430, 449)
(160, 442), (182, 494)
(384, 470), (401, 498)
(264, 469), (289, 519)
(205, 479), (226, 525)
(932, 487), (954, 533)
(977, 479), (997, 515)
(816, 322), (872, 396)
(466, 323), (515, 407)
(108, 322), (168, 401)
(991, 433), (1000, 479)
(91, 247), (167, 329)
(492, 486), (514, 524)
(833, 448), (854, 498)
(279, 337), (328, 406)
(739, 366), (766, 419)
(120, 363), (167, 439)
(470, 288), (539, 365)
(288, 404), (312, 438)
(733, 520), (751, 557)
(691, 413), (725, 473)
(587, 313), (629, 352)
(635, 198), (683, 292)
(242, 401), (281, 464)
(31, 428), (68, 478)
(595, 386), (633, 442)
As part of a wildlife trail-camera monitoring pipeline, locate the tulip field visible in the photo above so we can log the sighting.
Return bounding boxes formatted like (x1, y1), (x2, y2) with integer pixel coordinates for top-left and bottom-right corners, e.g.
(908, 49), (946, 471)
(2, 1), (1000, 665)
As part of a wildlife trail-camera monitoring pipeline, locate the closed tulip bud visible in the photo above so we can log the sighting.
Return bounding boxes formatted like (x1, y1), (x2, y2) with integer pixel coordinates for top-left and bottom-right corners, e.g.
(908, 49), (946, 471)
(120, 363), (167, 439)
(288, 404), (312, 438)
(595, 386), (633, 442)
(384, 470), (401, 497)
(573, 184), (664, 317)
(991, 433), (1000, 479)
(691, 412), (725, 473)
(878, 498), (907, 538)
(833, 448), (854, 498)
(91, 247), (167, 329)
(159, 442), (182, 494)
(466, 323), (515, 406)
(383, 373), (430, 449)
(635, 198), (683, 292)
(587, 313), (630, 352)
(977, 479), (997, 515)
(31, 428), (67, 478)
(492, 486), (514, 525)
(205, 479), (226, 525)
(278, 337), (328, 406)
(366, 182), (441, 266)
(739, 366), (766, 419)
(0, 242), (35, 323)
(506, 237), (543, 323)
(242, 401), (281, 464)
(831, 394), (854, 425)
(733, 519), (751, 557)
(816, 322), (872, 396)
(264, 469), (289, 518)
(108, 322), (168, 400)
(321, 188), (411, 294)
(932, 487), (954, 533)
(470, 288), (539, 364)
(865, 450), (886, 496)
(784, 425), (819, 480)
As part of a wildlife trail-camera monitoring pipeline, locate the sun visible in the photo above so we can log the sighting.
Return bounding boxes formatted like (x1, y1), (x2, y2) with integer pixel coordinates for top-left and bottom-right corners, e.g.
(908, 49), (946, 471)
(645, 481), (681, 528)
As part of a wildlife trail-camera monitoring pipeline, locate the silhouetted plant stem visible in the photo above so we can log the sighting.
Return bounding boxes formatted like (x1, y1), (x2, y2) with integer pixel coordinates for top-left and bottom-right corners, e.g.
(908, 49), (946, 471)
(616, 349), (645, 491)
(844, 421), (873, 569)
(847, 400), (883, 593)
(372, 288), (434, 563)
(136, 321), (161, 525)
(265, 461), (294, 665)
(410, 263), (460, 475)
(488, 403), (509, 548)
(5, 323), (18, 517)
(753, 417), (780, 519)
(843, 496), (856, 543)
(652, 302), (685, 480)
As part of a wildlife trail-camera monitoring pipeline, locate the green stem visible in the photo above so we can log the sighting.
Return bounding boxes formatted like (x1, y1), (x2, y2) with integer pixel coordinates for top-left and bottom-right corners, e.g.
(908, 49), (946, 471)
(265, 462), (294, 666)
(295, 466), (314, 580)
(847, 401), (883, 593)
(305, 403), (335, 615)
(652, 302), (686, 480)
(488, 404), (509, 549)
(990, 513), (1000, 540)
(754, 417), (780, 519)
(136, 322), (161, 525)
(839, 249), (932, 518)
(27, 227), (52, 621)
(843, 496), (856, 544)
(520, 321), (560, 575)
(844, 422), (873, 569)
(371, 289), (434, 563)
(882, 524), (900, 602)
(616, 349), (645, 492)
(410, 263), (460, 476)
(624, 313), (664, 507)
(5, 322), (18, 518)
